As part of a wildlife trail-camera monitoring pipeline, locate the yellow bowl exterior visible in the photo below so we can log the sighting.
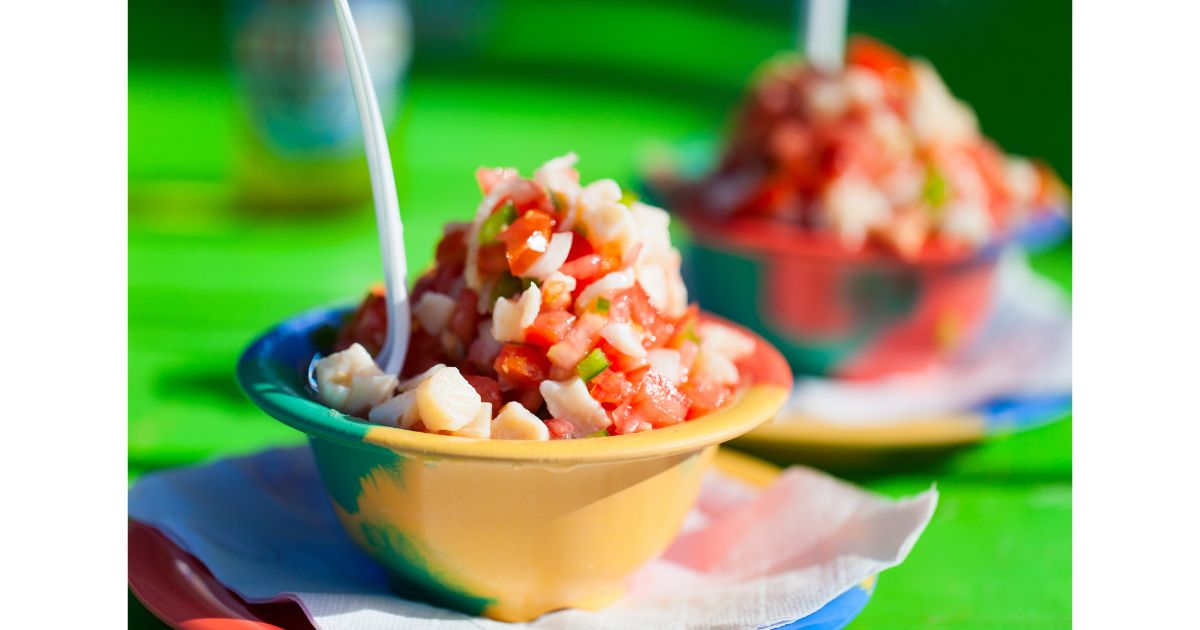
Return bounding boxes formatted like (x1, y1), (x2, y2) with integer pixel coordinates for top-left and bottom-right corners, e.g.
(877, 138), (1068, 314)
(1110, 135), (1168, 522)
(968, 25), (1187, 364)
(313, 435), (717, 621)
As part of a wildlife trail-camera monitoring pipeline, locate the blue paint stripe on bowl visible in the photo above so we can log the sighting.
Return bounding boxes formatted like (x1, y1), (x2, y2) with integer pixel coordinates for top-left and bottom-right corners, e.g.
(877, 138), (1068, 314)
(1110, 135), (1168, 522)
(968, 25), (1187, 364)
(977, 393), (1073, 435)
(774, 582), (873, 630)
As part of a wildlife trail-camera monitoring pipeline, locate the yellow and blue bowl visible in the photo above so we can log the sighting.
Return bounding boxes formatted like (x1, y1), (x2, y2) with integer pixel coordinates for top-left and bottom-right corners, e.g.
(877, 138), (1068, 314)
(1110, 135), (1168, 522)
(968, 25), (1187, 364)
(238, 305), (792, 621)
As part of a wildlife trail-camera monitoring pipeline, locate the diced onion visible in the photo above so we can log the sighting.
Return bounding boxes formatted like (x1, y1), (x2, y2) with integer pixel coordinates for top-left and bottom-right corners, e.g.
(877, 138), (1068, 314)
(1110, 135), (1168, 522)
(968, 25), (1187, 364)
(521, 232), (573, 280)
(575, 269), (635, 314)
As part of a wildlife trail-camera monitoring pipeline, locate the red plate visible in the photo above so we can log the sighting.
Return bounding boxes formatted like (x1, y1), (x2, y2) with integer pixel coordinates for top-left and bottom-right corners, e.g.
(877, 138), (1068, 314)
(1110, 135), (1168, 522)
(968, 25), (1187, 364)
(128, 520), (314, 630)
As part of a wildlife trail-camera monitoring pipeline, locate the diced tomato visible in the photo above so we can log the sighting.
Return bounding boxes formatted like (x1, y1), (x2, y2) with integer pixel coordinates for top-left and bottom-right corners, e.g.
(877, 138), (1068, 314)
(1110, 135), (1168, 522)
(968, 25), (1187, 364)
(629, 370), (691, 428)
(561, 243), (622, 288)
(464, 374), (504, 412)
(466, 331), (500, 377)
(559, 254), (607, 283)
(335, 284), (388, 355)
(679, 380), (733, 419)
(511, 387), (545, 415)
(498, 210), (556, 275)
(402, 329), (445, 377)
(564, 231), (594, 262)
(435, 226), (468, 267)
(494, 343), (551, 389)
(848, 35), (908, 78)
(847, 35), (913, 102)
(506, 179), (555, 213)
(475, 166), (517, 195)
(447, 289), (479, 347)
(546, 312), (606, 370)
(588, 368), (635, 407)
(545, 417), (574, 440)
(625, 286), (675, 348)
(477, 242), (510, 276)
(524, 310), (575, 349)
(610, 404), (652, 435)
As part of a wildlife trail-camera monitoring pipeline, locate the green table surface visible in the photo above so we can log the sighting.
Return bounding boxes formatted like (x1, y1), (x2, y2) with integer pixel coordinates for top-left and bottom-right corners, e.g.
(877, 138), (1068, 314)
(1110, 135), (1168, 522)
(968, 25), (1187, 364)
(129, 59), (1071, 628)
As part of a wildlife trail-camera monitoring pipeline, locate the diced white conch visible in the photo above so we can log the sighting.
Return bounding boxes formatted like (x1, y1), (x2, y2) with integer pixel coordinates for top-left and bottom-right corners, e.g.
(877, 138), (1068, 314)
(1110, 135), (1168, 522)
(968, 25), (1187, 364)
(492, 283), (542, 342)
(416, 366), (483, 432)
(646, 348), (684, 385)
(454, 403), (493, 439)
(539, 377), (611, 438)
(342, 373), (399, 416)
(413, 291), (456, 335)
(600, 322), (646, 358)
(692, 347), (740, 386)
(368, 390), (420, 429)
(314, 343), (381, 411)
(491, 402), (550, 440)
(697, 322), (756, 361)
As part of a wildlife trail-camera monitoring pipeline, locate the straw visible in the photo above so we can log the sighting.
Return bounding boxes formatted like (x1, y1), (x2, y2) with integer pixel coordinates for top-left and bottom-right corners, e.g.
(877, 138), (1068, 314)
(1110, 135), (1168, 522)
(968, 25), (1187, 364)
(803, 0), (849, 74)
(329, 0), (410, 375)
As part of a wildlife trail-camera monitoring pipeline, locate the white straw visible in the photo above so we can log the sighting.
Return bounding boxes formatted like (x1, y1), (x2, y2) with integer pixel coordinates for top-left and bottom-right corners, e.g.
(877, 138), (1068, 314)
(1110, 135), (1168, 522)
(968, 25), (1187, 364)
(803, 0), (849, 74)
(330, 0), (410, 375)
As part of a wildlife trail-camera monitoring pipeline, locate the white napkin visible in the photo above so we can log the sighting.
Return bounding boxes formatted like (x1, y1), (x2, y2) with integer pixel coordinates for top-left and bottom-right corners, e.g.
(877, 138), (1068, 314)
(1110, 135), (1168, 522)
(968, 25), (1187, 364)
(783, 251), (1072, 425)
(129, 447), (937, 630)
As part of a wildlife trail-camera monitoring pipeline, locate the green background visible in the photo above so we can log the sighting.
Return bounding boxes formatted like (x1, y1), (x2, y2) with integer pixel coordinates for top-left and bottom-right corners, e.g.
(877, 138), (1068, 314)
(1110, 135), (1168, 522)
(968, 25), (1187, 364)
(129, 0), (1070, 627)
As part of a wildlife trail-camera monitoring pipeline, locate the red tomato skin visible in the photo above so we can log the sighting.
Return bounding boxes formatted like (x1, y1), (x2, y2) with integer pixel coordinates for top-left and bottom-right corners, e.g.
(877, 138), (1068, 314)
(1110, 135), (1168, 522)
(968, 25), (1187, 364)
(499, 210), (556, 275)
(336, 285), (388, 355)
(435, 227), (468, 267)
(511, 387), (545, 415)
(630, 370), (692, 428)
(402, 329), (445, 377)
(447, 289), (480, 346)
(476, 243), (510, 276)
(494, 343), (551, 389)
(524, 310), (576, 349)
(545, 418), (574, 439)
(463, 374), (504, 413)
(679, 380), (733, 419)
(546, 312), (606, 370)
(588, 368), (635, 407)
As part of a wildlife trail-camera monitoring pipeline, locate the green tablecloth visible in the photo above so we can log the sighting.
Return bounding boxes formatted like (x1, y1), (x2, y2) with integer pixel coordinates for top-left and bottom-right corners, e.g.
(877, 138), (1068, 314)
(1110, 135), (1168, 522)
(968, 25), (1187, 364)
(129, 66), (1070, 628)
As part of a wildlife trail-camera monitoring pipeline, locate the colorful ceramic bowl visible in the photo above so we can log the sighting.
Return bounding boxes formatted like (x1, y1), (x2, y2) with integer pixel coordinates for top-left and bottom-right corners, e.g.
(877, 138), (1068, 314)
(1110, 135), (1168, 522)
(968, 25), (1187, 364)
(237, 305), (791, 622)
(679, 211), (1068, 379)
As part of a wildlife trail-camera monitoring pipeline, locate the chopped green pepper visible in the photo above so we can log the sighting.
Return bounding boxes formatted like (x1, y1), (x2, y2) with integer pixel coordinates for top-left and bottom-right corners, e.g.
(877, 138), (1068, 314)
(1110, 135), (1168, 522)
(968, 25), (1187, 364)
(548, 190), (564, 213)
(923, 168), (950, 209)
(585, 429), (610, 438)
(594, 297), (610, 314)
(619, 189), (639, 207)
(478, 203), (517, 244)
(577, 348), (610, 382)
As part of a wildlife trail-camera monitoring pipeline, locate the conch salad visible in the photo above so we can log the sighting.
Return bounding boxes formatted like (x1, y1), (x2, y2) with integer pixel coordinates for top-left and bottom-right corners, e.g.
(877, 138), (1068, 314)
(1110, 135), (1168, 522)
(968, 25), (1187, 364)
(314, 154), (757, 440)
(671, 36), (1067, 258)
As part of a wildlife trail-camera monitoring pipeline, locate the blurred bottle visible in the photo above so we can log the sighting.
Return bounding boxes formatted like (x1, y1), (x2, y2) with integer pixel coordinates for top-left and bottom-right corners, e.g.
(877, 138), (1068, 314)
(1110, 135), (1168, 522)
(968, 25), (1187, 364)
(230, 0), (411, 211)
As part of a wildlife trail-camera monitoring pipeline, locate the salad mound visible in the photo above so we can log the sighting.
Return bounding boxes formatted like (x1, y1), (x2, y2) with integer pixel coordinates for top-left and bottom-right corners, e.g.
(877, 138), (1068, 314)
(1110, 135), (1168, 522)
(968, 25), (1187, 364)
(315, 154), (757, 440)
(670, 36), (1067, 258)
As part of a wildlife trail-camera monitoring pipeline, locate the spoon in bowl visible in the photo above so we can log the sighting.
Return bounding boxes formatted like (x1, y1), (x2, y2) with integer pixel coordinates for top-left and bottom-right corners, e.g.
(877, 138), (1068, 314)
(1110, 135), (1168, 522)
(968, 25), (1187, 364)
(329, 0), (410, 375)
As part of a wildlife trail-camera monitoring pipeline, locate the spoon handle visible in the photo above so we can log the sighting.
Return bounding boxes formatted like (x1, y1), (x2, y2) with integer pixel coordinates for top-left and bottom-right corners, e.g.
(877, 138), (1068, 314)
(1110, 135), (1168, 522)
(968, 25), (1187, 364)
(330, 0), (410, 375)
